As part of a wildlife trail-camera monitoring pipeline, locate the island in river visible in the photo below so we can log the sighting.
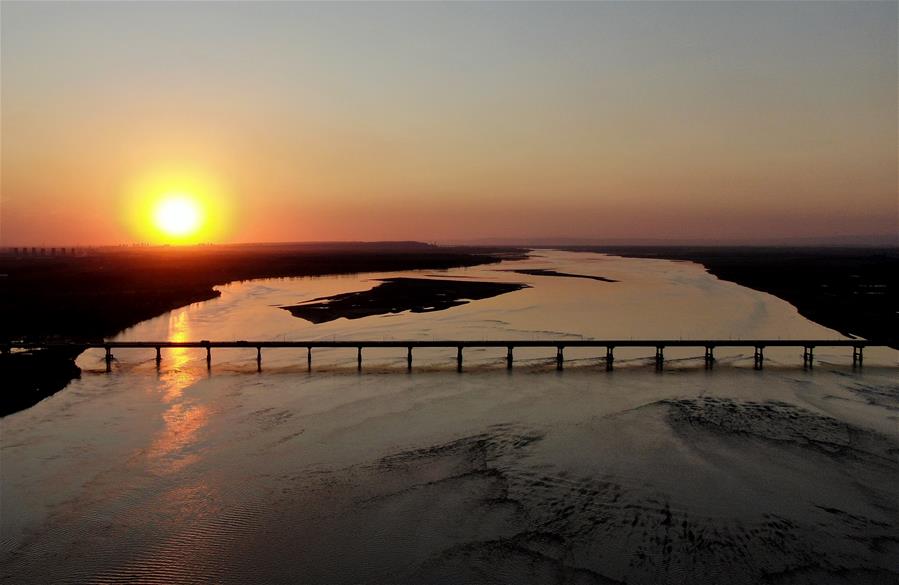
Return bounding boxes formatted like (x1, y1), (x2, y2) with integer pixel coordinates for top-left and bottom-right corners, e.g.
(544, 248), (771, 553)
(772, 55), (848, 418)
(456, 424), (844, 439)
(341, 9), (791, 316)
(505, 268), (618, 282)
(283, 277), (528, 324)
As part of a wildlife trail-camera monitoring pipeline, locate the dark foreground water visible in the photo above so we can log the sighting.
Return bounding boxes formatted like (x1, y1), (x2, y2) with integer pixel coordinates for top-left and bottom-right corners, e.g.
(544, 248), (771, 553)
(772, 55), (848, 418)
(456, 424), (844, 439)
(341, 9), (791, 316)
(2, 252), (897, 584)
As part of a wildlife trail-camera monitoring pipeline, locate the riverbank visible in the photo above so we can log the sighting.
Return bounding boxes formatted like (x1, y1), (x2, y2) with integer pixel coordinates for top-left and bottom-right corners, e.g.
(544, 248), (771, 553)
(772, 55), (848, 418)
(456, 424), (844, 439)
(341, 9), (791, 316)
(0, 242), (524, 415)
(0, 347), (83, 417)
(566, 246), (899, 348)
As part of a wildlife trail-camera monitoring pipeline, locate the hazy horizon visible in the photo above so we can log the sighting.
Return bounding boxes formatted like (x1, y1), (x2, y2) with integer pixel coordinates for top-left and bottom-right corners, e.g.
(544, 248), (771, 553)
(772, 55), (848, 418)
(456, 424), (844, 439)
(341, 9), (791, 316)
(2, 1), (897, 246)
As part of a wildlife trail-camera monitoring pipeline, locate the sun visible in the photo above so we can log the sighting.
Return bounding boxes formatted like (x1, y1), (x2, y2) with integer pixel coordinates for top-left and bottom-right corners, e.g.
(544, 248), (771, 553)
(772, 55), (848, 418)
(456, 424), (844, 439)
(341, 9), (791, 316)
(126, 169), (232, 244)
(153, 194), (203, 239)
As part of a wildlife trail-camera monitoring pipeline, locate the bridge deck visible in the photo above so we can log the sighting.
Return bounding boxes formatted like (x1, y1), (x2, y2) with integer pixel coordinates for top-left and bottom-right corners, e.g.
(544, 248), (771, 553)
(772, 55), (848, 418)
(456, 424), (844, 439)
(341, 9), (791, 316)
(3, 338), (891, 372)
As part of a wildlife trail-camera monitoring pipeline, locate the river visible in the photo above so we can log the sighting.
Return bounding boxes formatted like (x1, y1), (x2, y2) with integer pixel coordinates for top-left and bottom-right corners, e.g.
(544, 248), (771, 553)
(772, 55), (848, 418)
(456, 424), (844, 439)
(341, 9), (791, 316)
(2, 251), (897, 584)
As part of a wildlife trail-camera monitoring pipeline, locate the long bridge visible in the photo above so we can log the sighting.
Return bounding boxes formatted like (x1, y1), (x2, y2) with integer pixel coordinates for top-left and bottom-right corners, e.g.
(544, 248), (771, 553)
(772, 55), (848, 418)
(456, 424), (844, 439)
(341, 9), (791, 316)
(4, 339), (890, 371)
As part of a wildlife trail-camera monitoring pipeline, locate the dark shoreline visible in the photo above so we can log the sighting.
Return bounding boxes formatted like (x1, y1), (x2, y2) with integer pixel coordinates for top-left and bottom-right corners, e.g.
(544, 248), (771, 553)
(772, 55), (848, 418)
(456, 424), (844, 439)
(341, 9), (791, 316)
(562, 246), (899, 349)
(0, 242), (524, 415)
(0, 347), (83, 417)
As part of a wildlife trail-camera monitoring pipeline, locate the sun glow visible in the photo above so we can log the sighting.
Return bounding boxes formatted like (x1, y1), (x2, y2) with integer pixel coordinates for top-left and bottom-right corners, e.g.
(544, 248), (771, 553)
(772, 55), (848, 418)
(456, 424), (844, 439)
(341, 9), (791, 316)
(154, 195), (202, 237)
(126, 169), (233, 244)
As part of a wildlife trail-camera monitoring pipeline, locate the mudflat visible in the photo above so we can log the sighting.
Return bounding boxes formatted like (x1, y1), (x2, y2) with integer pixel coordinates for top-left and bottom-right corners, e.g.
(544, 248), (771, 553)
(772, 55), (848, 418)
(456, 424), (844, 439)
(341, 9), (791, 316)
(505, 268), (618, 282)
(283, 277), (528, 323)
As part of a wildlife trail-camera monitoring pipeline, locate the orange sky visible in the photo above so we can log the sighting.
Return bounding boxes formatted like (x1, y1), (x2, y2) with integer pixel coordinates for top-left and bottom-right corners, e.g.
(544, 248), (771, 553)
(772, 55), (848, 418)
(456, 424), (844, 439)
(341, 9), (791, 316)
(1, 1), (896, 246)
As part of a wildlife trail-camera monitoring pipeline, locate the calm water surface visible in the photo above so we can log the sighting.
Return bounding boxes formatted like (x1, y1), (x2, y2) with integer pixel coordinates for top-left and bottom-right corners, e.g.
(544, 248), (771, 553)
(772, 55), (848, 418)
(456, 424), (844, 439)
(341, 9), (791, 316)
(2, 252), (897, 584)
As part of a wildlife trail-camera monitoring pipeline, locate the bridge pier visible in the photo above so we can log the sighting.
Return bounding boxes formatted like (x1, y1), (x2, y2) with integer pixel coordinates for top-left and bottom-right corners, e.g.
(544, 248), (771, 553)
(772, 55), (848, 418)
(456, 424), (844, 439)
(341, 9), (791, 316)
(307, 347), (312, 371)
(655, 346), (664, 370)
(507, 346), (513, 370)
(803, 346), (814, 369)
(704, 346), (715, 368)
(256, 346), (262, 372)
(357, 347), (362, 371)
(155, 346), (161, 367)
(407, 346), (413, 371)
(556, 346), (564, 371)
(753, 346), (764, 370)
(606, 346), (614, 371)
(457, 346), (463, 372)
(105, 346), (113, 372)
(205, 344), (211, 369)
(852, 346), (864, 368)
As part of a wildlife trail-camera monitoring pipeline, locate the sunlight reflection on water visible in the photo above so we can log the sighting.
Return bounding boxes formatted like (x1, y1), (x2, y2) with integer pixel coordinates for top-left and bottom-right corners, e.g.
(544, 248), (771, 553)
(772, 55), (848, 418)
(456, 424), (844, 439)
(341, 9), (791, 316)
(145, 309), (209, 475)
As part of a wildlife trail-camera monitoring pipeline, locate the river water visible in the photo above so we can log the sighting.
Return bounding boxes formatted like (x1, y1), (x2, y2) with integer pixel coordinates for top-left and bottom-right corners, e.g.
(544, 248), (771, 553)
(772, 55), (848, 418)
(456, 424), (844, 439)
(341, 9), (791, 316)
(2, 251), (897, 584)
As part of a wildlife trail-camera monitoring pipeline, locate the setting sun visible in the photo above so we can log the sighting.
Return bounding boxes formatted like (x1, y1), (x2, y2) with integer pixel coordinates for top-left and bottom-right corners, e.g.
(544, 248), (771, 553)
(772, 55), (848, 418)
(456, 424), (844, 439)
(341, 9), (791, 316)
(154, 195), (202, 238)
(124, 169), (232, 244)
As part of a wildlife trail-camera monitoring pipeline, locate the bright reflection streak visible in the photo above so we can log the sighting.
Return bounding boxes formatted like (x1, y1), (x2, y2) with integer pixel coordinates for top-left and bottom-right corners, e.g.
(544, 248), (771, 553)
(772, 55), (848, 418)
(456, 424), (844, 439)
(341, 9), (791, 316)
(146, 308), (208, 474)
(159, 309), (195, 402)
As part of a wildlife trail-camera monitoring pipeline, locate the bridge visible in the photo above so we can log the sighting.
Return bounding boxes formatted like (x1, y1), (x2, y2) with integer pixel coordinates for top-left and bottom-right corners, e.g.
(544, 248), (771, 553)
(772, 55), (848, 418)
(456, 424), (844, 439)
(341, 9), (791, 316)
(3, 339), (890, 372)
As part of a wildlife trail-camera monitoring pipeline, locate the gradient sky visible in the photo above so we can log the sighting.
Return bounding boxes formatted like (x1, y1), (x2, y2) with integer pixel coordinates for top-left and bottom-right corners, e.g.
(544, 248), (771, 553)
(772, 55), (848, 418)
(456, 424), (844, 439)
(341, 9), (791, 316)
(2, 1), (896, 245)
